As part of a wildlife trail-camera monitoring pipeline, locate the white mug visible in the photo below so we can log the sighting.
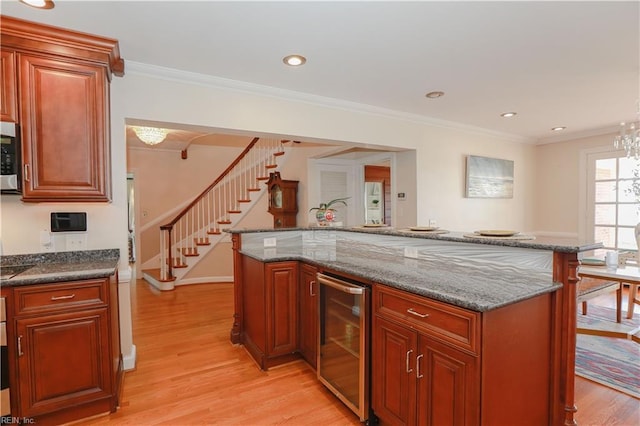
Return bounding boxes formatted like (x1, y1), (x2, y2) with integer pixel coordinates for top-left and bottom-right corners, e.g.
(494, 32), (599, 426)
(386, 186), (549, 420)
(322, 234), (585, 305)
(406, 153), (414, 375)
(605, 251), (618, 270)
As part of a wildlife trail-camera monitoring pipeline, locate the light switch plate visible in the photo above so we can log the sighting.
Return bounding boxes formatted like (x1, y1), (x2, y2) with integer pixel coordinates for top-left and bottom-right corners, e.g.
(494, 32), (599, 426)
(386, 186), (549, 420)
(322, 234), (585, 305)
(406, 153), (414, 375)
(264, 237), (277, 247)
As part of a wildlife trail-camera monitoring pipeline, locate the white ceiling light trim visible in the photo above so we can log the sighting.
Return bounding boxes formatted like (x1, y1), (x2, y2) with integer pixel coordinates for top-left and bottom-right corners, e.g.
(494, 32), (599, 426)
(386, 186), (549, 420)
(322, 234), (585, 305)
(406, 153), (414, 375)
(19, 0), (54, 9)
(133, 126), (168, 145)
(283, 55), (306, 66)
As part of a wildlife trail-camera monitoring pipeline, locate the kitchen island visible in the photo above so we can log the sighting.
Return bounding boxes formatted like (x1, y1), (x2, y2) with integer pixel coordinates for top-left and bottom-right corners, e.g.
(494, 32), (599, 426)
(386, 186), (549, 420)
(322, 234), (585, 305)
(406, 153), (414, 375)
(0, 249), (122, 425)
(228, 227), (600, 425)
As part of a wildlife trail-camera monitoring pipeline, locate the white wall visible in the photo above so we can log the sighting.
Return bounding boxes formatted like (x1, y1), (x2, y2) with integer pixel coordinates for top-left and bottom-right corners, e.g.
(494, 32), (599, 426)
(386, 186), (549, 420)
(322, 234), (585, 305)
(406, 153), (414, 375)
(534, 131), (621, 239)
(115, 64), (537, 233)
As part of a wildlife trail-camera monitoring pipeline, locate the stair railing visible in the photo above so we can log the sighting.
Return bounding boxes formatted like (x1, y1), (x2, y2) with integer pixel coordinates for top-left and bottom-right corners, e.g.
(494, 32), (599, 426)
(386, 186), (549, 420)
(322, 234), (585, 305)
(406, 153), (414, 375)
(158, 137), (284, 281)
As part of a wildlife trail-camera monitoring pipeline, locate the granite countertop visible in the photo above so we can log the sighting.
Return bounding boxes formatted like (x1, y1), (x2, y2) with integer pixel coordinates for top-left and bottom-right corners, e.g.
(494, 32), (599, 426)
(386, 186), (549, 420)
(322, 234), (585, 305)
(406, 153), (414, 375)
(226, 226), (602, 253)
(234, 229), (576, 312)
(0, 249), (119, 287)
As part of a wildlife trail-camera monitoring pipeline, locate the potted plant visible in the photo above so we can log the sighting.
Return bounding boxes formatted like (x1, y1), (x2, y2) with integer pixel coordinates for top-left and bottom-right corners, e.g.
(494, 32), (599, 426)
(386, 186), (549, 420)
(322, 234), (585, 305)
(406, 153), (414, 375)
(309, 197), (349, 225)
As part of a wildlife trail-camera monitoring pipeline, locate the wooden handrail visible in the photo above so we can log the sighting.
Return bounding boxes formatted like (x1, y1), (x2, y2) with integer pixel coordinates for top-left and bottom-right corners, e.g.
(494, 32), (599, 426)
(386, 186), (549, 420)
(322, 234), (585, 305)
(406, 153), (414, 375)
(160, 137), (260, 230)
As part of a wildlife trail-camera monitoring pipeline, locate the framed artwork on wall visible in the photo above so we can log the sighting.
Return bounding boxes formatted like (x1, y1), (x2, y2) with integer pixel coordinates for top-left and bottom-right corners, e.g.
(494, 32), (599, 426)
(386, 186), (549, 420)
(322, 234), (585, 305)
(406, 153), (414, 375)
(466, 155), (514, 198)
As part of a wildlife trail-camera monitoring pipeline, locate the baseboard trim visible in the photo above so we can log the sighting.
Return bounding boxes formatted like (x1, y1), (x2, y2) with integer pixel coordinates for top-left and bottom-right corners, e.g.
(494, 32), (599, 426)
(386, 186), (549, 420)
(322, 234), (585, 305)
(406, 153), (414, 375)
(176, 276), (234, 286)
(123, 344), (137, 371)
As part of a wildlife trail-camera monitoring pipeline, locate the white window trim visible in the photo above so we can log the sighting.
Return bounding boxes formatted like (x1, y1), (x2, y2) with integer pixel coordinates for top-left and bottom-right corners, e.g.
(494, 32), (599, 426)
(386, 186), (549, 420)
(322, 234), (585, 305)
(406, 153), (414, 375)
(580, 145), (637, 249)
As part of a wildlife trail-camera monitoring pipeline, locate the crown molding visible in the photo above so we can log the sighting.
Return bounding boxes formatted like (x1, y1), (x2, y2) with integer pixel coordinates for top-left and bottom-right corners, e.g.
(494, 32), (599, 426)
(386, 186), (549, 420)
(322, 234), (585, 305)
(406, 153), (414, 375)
(126, 61), (533, 145)
(536, 124), (621, 145)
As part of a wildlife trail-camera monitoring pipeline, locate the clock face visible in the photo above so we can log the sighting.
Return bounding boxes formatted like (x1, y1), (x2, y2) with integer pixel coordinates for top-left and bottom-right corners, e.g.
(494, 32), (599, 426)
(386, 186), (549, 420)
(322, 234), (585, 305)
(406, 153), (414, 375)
(271, 185), (283, 208)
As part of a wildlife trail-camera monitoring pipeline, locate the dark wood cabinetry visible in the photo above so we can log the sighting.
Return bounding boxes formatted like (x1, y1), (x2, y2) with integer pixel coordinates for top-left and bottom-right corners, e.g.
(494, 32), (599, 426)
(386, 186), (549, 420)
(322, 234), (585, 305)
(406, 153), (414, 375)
(373, 285), (553, 426)
(0, 16), (124, 202)
(298, 263), (318, 369)
(241, 255), (299, 369)
(373, 286), (479, 425)
(18, 53), (111, 201)
(0, 49), (17, 123)
(7, 276), (122, 424)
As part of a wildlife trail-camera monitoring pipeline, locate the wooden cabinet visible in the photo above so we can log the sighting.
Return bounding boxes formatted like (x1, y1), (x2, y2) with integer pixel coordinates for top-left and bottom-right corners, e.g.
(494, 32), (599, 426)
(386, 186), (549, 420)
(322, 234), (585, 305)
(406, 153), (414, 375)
(241, 256), (299, 369)
(372, 285), (555, 426)
(373, 286), (479, 426)
(298, 263), (318, 369)
(0, 15), (124, 202)
(9, 277), (122, 424)
(0, 49), (17, 123)
(18, 53), (111, 201)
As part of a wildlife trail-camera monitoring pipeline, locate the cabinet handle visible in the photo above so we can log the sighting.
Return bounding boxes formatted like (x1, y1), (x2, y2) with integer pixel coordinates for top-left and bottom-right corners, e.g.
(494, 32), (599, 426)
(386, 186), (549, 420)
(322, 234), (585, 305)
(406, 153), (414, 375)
(24, 164), (30, 182)
(407, 308), (429, 318)
(416, 354), (424, 379)
(406, 349), (413, 373)
(309, 280), (316, 297)
(51, 294), (75, 301)
(18, 335), (23, 356)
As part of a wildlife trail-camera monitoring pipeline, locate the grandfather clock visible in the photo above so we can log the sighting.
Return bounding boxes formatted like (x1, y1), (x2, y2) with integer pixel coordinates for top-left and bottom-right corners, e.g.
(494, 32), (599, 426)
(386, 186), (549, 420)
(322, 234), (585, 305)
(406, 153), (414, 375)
(266, 172), (298, 228)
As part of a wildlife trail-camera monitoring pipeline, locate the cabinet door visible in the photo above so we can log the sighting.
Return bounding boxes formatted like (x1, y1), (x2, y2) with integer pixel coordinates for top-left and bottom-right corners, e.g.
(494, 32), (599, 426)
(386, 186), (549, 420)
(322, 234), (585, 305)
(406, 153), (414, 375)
(416, 336), (479, 426)
(372, 316), (417, 426)
(18, 53), (111, 201)
(0, 49), (17, 122)
(298, 263), (318, 369)
(15, 308), (111, 417)
(265, 262), (298, 357)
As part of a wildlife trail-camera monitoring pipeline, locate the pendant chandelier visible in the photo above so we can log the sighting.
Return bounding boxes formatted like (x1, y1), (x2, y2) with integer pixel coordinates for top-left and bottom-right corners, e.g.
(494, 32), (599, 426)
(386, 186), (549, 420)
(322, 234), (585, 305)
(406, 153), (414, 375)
(133, 127), (168, 146)
(613, 121), (640, 159)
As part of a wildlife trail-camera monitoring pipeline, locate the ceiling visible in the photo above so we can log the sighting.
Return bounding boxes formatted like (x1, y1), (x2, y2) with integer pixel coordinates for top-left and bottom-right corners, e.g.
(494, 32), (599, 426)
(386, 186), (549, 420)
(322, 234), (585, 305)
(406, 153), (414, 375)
(2, 1), (639, 146)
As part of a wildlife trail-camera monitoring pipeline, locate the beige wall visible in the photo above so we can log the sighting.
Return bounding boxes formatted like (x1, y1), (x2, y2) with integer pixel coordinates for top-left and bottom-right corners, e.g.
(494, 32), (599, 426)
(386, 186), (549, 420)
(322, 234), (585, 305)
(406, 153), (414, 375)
(128, 144), (242, 264)
(534, 131), (617, 238)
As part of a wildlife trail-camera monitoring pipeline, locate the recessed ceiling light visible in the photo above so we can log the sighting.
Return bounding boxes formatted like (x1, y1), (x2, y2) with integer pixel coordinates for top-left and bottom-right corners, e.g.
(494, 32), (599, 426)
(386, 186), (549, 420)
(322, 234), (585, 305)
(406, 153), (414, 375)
(283, 55), (306, 66)
(19, 0), (54, 9)
(500, 112), (517, 118)
(425, 91), (445, 99)
(551, 126), (566, 131)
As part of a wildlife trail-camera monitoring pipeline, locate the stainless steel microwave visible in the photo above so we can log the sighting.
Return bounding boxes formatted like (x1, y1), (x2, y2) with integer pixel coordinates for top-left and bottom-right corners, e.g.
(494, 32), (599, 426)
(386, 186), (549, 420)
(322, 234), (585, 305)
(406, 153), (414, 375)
(1, 122), (21, 194)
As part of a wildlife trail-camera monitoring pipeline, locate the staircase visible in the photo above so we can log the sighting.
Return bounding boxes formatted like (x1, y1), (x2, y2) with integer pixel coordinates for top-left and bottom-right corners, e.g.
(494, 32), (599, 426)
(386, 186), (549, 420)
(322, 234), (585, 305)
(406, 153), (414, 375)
(142, 137), (288, 290)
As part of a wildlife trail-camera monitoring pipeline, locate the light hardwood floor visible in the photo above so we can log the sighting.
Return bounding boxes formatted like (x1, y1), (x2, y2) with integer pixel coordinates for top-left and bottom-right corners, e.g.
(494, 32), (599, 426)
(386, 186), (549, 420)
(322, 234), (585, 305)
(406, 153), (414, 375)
(74, 280), (639, 426)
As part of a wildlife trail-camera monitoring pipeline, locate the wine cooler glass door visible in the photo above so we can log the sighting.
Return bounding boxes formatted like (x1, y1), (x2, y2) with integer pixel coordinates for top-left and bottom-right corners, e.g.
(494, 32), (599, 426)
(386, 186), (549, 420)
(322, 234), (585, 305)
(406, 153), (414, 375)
(317, 273), (369, 421)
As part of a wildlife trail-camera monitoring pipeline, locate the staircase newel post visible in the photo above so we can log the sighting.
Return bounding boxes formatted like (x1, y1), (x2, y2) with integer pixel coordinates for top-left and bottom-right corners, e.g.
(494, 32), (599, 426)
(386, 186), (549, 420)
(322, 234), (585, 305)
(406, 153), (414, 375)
(167, 226), (174, 280)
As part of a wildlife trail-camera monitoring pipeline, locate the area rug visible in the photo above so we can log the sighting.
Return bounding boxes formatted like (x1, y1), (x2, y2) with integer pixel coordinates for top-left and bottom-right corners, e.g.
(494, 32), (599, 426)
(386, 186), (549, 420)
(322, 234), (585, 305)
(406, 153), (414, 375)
(575, 306), (640, 399)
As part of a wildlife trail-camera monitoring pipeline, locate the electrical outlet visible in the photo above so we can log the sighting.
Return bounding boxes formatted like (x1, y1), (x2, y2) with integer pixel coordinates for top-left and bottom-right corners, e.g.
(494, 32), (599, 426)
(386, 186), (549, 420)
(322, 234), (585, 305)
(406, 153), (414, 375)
(40, 230), (54, 251)
(263, 237), (277, 247)
(429, 219), (437, 227)
(404, 247), (418, 258)
(66, 234), (87, 251)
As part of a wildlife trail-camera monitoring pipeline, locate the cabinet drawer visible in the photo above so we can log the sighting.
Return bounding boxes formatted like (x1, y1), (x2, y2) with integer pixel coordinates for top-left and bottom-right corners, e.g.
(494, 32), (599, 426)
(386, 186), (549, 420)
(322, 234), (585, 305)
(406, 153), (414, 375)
(374, 285), (479, 354)
(13, 279), (107, 316)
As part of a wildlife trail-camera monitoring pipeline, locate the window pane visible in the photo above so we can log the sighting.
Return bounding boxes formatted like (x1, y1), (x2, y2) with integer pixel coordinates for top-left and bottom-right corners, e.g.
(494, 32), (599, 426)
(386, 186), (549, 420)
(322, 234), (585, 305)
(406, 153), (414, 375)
(618, 157), (640, 179)
(618, 204), (640, 226)
(618, 180), (639, 202)
(594, 204), (616, 225)
(618, 227), (637, 250)
(595, 158), (616, 179)
(594, 226), (615, 248)
(595, 181), (616, 202)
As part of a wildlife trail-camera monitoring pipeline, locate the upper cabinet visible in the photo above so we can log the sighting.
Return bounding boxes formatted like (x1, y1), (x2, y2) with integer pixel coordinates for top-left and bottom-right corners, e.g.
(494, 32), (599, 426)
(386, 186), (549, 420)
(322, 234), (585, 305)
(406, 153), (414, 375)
(0, 16), (124, 202)
(0, 49), (17, 122)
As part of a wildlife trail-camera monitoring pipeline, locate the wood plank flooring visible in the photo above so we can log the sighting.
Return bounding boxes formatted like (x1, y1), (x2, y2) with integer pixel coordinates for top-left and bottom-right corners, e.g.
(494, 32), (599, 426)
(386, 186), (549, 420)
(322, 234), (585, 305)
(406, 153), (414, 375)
(73, 280), (639, 426)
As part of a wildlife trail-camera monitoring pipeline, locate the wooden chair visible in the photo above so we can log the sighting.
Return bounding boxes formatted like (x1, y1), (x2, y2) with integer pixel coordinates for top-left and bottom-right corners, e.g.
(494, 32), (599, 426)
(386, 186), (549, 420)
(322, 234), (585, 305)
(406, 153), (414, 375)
(576, 277), (622, 323)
